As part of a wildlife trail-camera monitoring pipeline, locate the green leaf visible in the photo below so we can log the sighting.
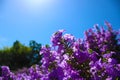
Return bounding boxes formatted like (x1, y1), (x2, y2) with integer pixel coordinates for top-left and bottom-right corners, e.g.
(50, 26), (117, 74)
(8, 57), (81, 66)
(88, 49), (93, 54)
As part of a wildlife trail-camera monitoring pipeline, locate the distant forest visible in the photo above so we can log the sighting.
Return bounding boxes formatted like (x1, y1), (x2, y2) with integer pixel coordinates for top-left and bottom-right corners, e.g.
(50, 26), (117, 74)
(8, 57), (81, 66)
(0, 40), (42, 71)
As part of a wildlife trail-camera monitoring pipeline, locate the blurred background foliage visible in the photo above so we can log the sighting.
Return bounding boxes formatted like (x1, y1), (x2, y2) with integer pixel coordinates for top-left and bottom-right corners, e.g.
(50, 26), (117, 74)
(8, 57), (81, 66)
(0, 40), (42, 71)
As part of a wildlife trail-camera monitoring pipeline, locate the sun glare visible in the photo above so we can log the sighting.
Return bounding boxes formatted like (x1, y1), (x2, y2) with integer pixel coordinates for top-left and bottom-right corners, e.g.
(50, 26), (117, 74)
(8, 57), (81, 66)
(28, 0), (48, 6)
(24, 0), (54, 8)
(20, 0), (56, 14)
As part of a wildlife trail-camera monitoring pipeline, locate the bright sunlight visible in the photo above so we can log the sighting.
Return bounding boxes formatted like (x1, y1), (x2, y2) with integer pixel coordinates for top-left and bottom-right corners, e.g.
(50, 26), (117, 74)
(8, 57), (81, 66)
(19, 0), (57, 15)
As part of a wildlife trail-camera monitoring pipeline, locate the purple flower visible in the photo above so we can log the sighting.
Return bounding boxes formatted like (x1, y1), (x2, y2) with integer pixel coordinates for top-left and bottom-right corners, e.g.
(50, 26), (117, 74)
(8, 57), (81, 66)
(73, 51), (89, 64)
(89, 51), (99, 62)
(51, 29), (64, 46)
(48, 66), (64, 80)
(63, 34), (75, 42)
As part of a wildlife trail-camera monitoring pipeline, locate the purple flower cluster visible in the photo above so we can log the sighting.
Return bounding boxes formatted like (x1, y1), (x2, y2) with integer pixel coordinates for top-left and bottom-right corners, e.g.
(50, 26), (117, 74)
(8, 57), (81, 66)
(0, 22), (120, 80)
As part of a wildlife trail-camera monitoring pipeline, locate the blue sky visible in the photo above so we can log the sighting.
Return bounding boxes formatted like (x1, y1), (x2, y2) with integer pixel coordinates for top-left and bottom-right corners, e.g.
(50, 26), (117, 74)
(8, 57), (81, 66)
(0, 0), (120, 48)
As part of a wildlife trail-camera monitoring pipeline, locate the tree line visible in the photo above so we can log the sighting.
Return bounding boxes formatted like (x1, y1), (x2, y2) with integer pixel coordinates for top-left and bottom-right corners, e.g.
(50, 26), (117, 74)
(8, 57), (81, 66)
(0, 40), (42, 71)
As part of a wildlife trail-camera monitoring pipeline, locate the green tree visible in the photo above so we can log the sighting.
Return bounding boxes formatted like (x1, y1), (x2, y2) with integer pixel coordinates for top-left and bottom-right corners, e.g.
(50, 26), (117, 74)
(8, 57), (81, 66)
(10, 40), (32, 70)
(29, 40), (42, 65)
(0, 40), (42, 70)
